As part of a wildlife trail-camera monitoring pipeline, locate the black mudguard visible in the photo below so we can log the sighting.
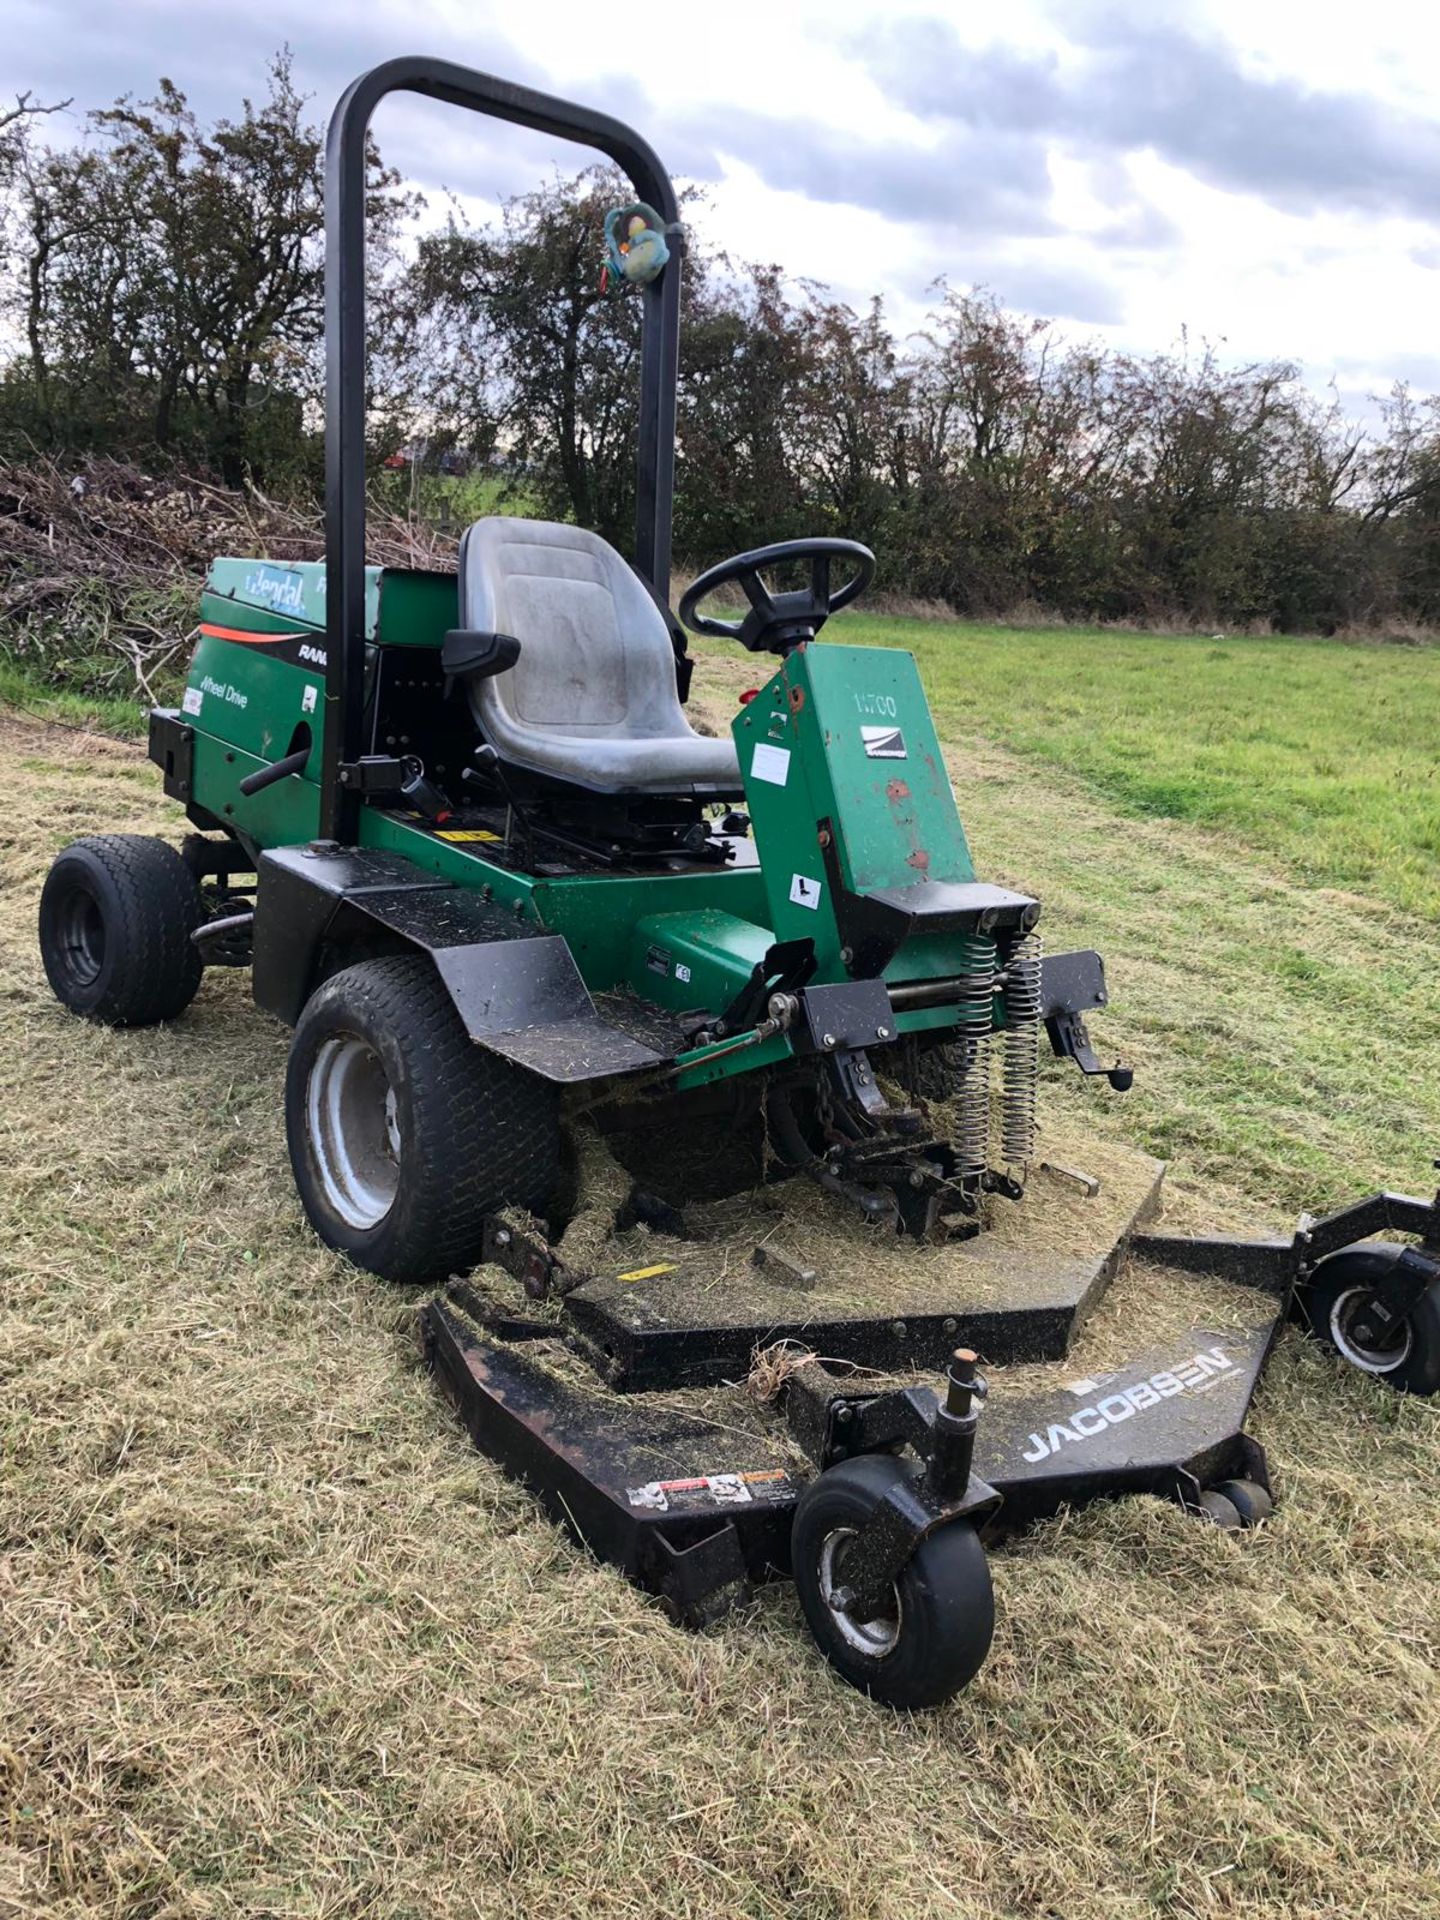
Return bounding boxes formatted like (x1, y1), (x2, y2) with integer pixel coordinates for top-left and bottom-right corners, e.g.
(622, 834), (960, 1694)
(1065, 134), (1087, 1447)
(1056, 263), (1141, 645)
(251, 844), (663, 1084)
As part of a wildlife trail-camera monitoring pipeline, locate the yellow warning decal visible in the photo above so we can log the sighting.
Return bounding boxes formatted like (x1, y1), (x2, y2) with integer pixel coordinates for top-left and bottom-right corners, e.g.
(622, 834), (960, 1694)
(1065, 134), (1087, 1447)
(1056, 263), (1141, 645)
(433, 828), (501, 843)
(615, 1262), (678, 1283)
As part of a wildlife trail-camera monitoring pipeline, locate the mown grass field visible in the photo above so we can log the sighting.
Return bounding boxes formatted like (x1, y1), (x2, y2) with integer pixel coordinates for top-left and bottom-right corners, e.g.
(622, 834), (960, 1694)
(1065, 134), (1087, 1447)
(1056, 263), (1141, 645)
(2, 619), (1439, 1919)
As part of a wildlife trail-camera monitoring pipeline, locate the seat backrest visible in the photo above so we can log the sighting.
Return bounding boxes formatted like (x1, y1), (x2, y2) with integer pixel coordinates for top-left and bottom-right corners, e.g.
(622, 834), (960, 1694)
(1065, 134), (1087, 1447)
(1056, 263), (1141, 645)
(459, 517), (684, 741)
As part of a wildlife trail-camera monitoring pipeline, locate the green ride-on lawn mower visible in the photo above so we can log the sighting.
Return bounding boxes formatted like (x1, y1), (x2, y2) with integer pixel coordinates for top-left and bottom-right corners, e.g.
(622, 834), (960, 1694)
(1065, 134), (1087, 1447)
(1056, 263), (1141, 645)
(38, 59), (1440, 1709)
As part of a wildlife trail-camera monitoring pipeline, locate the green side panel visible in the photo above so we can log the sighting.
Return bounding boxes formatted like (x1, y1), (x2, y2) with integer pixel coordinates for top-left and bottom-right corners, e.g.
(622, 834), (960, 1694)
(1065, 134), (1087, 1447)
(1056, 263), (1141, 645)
(359, 812), (771, 995)
(733, 656), (843, 977)
(189, 730), (321, 844)
(734, 643), (978, 982)
(796, 643), (975, 893)
(184, 633), (322, 761)
(201, 557), (456, 646)
(180, 631), (323, 842)
(376, 569), (458, 647)
(203, 558), (331, 632)
(627, 909), (772, 1012)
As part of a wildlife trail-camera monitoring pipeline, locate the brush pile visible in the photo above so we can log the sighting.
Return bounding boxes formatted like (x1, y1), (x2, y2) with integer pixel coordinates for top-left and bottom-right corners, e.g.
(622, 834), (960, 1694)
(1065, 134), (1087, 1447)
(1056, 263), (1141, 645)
(0, 455), (449, 704)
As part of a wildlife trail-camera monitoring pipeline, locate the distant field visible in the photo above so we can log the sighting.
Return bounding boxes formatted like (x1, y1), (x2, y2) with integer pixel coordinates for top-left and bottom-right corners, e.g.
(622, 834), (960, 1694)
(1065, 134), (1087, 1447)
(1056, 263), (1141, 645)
(840, 615), (1440, 923)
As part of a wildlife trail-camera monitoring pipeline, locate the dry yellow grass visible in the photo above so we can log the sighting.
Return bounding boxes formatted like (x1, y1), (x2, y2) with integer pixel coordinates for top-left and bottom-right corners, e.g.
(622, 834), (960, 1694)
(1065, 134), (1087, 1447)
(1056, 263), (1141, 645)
(2, 687), (1440, 1920)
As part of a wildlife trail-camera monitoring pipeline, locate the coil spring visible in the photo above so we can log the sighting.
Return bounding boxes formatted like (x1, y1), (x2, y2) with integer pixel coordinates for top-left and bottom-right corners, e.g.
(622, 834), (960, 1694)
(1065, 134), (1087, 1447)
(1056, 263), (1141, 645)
(1001, 932), (1043, 1167)
(953, 1005), (993, 1183)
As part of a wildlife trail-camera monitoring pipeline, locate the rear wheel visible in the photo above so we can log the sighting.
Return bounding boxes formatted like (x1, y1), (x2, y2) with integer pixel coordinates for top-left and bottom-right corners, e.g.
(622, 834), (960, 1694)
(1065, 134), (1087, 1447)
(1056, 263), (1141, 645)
(39, 834), (204, 1025)
(285, 954), (560, 1283)
(1296, 1243), (1440, 1397)
(790, 1453), (995, 1709)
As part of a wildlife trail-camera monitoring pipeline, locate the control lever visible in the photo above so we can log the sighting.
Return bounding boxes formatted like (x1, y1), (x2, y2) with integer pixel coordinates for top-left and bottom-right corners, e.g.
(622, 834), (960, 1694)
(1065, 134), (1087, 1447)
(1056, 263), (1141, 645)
(463, 746), (532, 857)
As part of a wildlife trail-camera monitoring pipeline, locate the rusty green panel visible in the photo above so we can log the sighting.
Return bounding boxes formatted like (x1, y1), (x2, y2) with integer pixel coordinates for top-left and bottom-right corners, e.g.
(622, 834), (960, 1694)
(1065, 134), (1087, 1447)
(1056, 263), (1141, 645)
(733, 642), (978, 982)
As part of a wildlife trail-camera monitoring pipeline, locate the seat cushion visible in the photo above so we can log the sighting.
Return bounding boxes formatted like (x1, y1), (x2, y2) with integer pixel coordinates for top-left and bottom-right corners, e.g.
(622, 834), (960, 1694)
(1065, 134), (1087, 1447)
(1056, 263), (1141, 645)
(459, 518), (740, 795)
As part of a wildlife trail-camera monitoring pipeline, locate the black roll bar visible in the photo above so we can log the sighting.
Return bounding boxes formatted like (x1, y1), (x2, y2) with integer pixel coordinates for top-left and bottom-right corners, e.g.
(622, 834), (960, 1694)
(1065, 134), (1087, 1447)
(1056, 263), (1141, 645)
(321, 58), (682, 841)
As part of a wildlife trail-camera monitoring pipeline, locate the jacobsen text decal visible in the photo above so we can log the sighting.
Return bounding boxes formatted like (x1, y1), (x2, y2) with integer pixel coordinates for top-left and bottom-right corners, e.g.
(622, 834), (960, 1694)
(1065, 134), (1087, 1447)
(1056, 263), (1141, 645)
(1020, 1346), (1236, 1463)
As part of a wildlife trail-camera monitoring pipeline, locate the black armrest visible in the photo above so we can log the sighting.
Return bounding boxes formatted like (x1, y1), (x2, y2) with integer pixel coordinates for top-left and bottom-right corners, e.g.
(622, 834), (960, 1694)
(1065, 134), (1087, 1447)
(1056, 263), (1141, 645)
(442, 629), (522, 680)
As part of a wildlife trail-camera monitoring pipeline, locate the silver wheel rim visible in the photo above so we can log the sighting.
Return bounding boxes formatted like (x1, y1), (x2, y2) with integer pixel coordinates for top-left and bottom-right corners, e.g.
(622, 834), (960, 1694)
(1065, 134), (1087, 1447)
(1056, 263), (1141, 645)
(306, 1034), (402, 1231)
(818, 1527), (903, 1657)
(1330, 1284), (1413, 1375)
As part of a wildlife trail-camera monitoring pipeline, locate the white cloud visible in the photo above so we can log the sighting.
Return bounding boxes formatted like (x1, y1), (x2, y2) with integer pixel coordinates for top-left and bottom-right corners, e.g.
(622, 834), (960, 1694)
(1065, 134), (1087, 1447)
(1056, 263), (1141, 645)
(2, 0), (1436, 405)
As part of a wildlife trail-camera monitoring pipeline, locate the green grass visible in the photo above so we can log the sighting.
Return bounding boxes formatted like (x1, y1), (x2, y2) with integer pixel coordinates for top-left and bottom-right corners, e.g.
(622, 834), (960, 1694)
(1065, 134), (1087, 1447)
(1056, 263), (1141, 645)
(836, 617), (1440, 922)
(0, 660), (149, 738)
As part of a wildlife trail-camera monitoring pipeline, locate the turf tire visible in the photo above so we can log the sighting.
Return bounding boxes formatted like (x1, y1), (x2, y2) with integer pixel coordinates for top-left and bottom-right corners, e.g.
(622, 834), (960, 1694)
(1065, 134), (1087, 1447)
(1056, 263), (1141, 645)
(285, 954), (560, 1284)
(1211, 1478), (1273, 1527)
(1294, 1242), (1440, 1396)
(791, 1452), (995, 1709)
(39, 833), (204, 1025)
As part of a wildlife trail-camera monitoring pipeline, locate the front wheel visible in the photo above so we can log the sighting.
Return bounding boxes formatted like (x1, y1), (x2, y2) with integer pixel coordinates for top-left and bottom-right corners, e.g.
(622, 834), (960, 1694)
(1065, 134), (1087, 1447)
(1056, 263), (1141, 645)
(790, 1453), (995, 1709)
(285, 954), (560, 1284)
(1295, 1243), (1440, 1396)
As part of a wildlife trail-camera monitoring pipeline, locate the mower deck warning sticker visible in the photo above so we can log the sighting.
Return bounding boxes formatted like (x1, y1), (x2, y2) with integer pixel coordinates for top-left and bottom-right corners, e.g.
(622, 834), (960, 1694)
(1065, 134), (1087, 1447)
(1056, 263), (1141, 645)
(750, 742), (791, 785)
(861, 724), (907, 759)
(433, 828), (501, 843)
(626, 1468), (793, 1512)
(182, 686), (204, 716)
(789, 873), (823, 910)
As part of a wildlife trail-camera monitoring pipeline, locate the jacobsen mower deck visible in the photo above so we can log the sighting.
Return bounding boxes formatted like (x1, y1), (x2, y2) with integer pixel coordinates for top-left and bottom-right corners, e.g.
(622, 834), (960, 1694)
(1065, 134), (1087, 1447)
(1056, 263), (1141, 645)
(37, 57), (1440, 1708)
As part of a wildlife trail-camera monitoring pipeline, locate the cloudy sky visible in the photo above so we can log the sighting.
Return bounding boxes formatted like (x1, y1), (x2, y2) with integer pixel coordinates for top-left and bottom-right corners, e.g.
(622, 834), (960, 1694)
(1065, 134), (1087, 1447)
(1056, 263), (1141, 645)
(6, 0), (1438, 407)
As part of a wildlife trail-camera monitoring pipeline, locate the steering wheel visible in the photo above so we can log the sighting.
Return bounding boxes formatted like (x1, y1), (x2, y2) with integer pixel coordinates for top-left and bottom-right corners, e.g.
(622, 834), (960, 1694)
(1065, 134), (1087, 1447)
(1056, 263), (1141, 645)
(678, 538), (875, 655)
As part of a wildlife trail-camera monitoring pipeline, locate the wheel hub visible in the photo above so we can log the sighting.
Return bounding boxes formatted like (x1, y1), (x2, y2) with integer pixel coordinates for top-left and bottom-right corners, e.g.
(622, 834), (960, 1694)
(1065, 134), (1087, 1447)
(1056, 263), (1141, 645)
(57, 887), (105, 987)
(1330, 1284), (1414, 1374)
(818, 1527), (902, 1657)
(306, 1034), (402, 1231)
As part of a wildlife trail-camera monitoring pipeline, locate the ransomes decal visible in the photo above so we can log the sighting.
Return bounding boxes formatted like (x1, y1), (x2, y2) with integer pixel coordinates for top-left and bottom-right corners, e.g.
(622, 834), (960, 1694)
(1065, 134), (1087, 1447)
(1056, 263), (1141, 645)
(199, 623), (325, 672)
(1019, 1346), (1237, 1463)
(861, 724), (907, 759)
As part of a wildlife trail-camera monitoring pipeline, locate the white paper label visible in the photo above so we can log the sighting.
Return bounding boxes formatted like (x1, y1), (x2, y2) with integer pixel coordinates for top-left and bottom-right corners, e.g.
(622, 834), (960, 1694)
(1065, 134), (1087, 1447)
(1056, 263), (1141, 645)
(750, 742), (791, 786)
(790, 873), (823, 910)
(301, 683), (318, 714)
(182, 685), (204, 716)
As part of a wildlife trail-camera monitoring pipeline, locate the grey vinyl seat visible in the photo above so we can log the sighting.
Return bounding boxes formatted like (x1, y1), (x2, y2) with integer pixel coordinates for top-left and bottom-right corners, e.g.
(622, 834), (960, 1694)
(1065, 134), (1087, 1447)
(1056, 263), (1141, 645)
(457, 517), (741, 795)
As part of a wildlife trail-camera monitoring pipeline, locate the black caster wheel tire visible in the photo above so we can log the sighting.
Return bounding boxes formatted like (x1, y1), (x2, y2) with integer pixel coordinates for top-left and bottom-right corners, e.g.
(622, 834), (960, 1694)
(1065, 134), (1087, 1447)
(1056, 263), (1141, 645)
(1295, 1243), (1440, 1397)
(39, 834), (204, 1025)
(791, 1453), (994, 1710)
(285, 954), (560, 1284)
(1195, 1488), (1244, 1530)
(1210, 1478), (1272, 1527)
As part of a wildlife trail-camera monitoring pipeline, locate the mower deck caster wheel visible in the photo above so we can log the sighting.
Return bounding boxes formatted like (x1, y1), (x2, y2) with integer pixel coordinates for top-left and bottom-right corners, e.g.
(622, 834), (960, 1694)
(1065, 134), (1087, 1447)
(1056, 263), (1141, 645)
(1295, 1243), (1440, 1397)
(790, 1453), (994, 1710)
(1195, 1488), (1244, 1530)
(1209, 1478), (1272, 1527)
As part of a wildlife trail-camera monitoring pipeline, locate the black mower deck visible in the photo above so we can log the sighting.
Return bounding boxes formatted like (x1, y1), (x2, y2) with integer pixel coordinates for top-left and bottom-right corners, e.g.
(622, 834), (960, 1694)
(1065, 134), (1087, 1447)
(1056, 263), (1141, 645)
(423, 1246), (1279, 1628)
(564, 1143), (1166, 1390)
